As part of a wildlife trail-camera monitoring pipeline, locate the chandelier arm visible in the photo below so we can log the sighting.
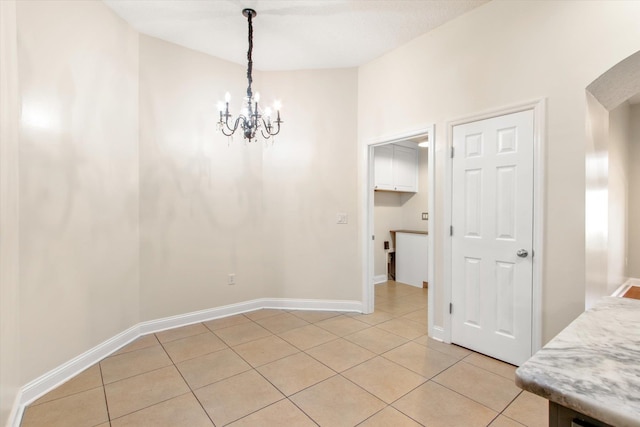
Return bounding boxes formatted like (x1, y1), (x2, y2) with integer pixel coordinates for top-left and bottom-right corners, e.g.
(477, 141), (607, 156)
(257, 117), (277, 137)
(220, 117), (242, 136)
(268, 124), (281, 136)
(259, 127), (272, 140)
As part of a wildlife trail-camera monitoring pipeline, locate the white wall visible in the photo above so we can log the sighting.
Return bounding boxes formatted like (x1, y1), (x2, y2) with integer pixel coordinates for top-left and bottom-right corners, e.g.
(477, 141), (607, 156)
(607, 102), (630, 292)
(402, 147), (429, 231)
(15, 0), (139, 386)
(358, 0), (640, 343)
(629, 105), (640, 278)
(585, 93), (610, 308)
(261, 68), (360, 300)
(585, 99), (631, 306)
(138, 38), (360, 315)
(139, 35), (268, 320)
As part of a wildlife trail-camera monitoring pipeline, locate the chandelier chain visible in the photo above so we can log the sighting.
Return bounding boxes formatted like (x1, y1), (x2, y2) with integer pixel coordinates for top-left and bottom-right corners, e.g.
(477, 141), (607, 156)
(246, 12), (253, 101)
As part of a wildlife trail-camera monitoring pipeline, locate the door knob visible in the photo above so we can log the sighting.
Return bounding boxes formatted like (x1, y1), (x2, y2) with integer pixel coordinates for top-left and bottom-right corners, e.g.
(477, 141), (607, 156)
(516, 249), (528, 258)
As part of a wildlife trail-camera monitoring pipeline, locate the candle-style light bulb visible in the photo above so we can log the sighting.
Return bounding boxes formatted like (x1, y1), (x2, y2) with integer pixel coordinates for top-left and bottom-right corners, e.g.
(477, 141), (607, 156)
(225, 92), (231, 103)
(264, 107), (272, 118)
(254, 92), (260, 103)
(217, 101), (225, 112)
(273, 100), (282, 111)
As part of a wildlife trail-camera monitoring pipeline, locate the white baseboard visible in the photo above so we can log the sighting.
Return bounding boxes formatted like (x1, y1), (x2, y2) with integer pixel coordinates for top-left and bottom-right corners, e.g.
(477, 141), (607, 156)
(5, 392), (22, 427)
(17, 324), (140, 412)
(373, 274), (387, 284)
(430, 325), (446, 343)
(612, 277), (639, 297)
(137, 299), (265, 336)
(261, 298), (363, 312)
(10, 297), (362, 427)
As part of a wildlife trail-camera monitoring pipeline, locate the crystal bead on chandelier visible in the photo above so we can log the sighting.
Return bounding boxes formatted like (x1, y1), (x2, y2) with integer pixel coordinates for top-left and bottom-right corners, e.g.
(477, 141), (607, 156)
(217, 9), (282, 142)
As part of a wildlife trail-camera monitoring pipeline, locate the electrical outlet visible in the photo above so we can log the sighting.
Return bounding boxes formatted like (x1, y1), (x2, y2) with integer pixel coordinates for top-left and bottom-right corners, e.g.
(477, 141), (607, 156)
(421, 212), (428, 220)
(336, 213), (348, 224)
(228, 274), (236, 285)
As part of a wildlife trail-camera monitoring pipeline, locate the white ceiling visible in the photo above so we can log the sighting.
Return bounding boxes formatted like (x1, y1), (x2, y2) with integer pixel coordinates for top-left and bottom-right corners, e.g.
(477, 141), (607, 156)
(103, 0), (488, 71)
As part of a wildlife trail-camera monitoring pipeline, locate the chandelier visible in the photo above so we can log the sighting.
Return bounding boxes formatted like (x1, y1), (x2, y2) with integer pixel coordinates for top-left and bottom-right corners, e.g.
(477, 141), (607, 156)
(217, 9), (282, 142)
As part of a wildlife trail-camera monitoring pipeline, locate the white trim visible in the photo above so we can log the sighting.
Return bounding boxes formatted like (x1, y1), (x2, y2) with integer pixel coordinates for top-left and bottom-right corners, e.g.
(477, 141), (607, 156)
(1, 2), (21, 427)
(9, 297), (362, 427)
(444, 98), (546, 354)
(612, 277), (640, 297)
(139, 298), (363, 336)
(18, 325), (141, 407)
(138, 299), (266, 336)
(374, 274), (388, 284)
(531, 98), (546, 352)
(611, 282), (631, 298)
(443, 122), (454, 343)
(424, 125), (437, 340)
(431, 325), (445, 343)
(625, 277), (640, 287)
(363, 124), (435, 331)
(261, 298), (362, 312)
(6, 394), (21, 427)
(362, 144), (375, 314)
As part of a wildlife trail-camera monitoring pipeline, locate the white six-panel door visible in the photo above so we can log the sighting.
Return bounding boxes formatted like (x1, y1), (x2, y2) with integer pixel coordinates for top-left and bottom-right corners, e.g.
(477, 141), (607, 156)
(451, 110), (534, 366)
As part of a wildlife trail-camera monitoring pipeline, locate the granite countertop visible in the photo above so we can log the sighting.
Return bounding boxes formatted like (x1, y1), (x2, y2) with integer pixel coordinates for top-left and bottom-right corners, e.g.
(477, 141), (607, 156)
(390, 230), (428, 235)
(515, 296), (640, 427)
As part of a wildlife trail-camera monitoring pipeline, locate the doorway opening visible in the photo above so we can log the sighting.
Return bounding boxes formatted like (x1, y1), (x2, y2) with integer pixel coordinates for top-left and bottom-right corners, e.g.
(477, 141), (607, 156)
(585, 50), (640, 309)
(364, 125), (436, 336)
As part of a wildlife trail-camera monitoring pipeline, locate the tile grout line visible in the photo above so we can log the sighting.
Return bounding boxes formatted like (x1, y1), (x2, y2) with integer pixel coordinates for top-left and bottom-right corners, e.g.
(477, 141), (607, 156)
(107, 391), (194, 425)
(25, 384), (107, 409)
(24, 282), (537, 427)
(107, 329), (217, 424)
(98, 361), (112, 423)
(208, 311), (304, 424)
(460, 355), (518, 381)
(165, 343), (217, 427)
(104, 334), (200, 423)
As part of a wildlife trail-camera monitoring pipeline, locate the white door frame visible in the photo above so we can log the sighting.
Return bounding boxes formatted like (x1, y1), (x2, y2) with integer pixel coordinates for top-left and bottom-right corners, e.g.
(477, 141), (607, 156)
(362, 125), (435, 334)
(444, 99), (545, 355)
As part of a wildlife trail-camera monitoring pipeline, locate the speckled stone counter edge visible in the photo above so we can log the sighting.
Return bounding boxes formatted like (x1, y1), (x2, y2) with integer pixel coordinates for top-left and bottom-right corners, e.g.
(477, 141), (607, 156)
(515, 297), (640, 427)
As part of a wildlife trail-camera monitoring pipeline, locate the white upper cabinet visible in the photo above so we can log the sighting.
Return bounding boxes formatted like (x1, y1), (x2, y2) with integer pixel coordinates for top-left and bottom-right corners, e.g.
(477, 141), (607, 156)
(373, 144), (394, 190)
(374, 142), (418, 192)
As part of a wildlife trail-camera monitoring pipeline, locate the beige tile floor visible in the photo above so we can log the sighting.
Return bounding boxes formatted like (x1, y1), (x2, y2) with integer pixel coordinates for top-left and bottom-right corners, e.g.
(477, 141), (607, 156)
(21, 281), (548, 427)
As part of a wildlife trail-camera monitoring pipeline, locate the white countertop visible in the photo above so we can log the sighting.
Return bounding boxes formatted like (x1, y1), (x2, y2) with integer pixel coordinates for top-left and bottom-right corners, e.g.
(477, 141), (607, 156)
(515, 296), (640, 427)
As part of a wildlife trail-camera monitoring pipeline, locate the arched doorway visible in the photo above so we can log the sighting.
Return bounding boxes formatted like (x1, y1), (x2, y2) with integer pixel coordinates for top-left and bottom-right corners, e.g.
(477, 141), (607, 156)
(585, 50), (640, 307)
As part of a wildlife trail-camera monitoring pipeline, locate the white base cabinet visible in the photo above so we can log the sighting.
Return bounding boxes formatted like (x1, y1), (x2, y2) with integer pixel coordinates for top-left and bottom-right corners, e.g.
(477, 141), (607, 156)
(395, 232), (428, 288)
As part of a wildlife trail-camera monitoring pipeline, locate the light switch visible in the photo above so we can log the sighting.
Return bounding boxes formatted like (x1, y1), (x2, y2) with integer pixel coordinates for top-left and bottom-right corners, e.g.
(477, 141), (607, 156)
(422, 212), (428, 220)
(336, 213), (348, 224)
